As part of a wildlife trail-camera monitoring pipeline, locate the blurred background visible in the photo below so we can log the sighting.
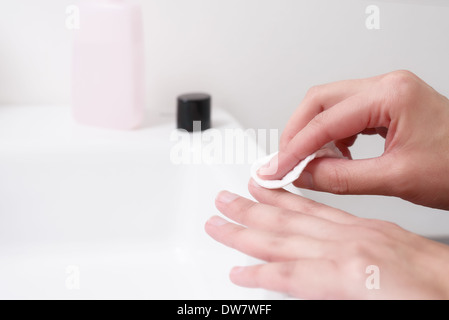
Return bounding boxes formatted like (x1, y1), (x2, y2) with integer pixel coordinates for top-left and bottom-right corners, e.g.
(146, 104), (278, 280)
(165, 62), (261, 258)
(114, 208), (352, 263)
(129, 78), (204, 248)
(1, 0), (449, 130)
(1, 0), (449, 237)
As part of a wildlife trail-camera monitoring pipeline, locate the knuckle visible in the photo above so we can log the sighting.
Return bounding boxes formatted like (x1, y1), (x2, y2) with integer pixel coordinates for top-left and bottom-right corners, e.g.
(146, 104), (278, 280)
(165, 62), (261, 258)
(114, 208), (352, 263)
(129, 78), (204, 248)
(273, 210), (289, 228)
(241, 202), (259, 224)
(272, 210), (297, 234)
(305, 85), (323, 102)
(297, 197), (321, 214)
(365, 219), (401, 233)
(339, 226), (391, 257)
(385, 157), (417, 199)
(343, 255), (372, 284)
(326, 165), (351, 194)
(230, 198), (259, 225)
(280, 131), (293, 148)
(263, 236), (285, 261)
(382, 70), (420, 104)
(340, 239), (375, 276)
(311, 110), (329, 128)
(383, 70), (417, 87)
(225, 227), (246, 249)
(347, 239), (372, 257)
(277, 261), (298, 281)
(306, 112), (333, 143)
(269, 190), (287, 206)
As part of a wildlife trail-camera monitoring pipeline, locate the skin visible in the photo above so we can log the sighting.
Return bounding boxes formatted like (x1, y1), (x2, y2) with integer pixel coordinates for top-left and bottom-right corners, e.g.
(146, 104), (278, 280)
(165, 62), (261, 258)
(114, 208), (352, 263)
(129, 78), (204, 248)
(206, 183), (449, 300)
(258, 70), (449, 210)
(205, 71), (449, 299)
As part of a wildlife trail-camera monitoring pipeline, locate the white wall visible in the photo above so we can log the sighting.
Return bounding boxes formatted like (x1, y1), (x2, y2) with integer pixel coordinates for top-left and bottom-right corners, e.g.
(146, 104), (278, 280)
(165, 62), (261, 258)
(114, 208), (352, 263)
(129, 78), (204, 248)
(2, 0), (449, 236)
(1, 0), (449, 130)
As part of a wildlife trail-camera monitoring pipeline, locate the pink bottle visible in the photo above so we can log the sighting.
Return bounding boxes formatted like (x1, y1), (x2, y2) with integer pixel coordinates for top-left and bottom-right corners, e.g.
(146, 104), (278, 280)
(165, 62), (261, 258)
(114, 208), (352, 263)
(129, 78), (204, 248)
(72, 0), (145, 130)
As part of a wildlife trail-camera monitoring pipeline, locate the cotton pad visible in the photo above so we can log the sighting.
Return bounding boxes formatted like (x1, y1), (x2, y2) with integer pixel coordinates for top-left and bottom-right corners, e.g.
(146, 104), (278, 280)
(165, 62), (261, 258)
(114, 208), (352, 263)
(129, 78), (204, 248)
(251, 142), (344, 189)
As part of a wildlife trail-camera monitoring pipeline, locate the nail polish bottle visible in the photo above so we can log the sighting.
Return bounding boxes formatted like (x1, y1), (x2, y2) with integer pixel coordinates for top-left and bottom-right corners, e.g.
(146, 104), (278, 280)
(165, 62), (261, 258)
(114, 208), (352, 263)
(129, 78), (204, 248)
(72, 0), (145, 130)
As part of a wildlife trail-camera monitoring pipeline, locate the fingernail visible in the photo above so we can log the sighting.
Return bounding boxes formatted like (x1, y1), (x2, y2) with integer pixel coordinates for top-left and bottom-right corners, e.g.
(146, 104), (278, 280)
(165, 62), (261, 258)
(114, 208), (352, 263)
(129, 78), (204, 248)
(231, 266), (244, 275)
(207, 216), (229, 227)
(257, 156), (279, 177)
(216, 191), (240, 204)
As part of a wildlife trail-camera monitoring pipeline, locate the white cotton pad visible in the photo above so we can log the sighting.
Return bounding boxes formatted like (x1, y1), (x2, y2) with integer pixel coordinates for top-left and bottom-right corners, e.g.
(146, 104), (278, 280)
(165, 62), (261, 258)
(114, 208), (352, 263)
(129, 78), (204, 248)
(250, 142), (344, 189)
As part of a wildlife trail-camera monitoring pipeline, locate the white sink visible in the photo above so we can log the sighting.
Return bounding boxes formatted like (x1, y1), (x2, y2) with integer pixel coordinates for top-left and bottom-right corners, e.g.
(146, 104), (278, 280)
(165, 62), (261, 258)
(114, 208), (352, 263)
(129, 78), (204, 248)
(0, 105), (280, 299)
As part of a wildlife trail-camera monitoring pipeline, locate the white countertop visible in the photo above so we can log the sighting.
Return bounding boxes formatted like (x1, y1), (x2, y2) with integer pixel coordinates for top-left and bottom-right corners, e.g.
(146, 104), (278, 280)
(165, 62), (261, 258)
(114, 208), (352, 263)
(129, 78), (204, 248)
(0, 105), (281, 299)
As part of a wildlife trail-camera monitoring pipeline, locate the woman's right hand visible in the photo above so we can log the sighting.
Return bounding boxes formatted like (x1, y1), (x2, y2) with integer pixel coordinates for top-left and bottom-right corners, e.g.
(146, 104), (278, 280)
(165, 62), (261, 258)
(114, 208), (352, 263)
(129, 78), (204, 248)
(258, 71), (449, 210)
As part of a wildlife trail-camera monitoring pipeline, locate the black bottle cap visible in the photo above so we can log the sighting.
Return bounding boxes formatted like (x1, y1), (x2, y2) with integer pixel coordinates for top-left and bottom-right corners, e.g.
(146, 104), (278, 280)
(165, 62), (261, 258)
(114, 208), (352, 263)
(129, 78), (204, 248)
(177, 93), (211, 132)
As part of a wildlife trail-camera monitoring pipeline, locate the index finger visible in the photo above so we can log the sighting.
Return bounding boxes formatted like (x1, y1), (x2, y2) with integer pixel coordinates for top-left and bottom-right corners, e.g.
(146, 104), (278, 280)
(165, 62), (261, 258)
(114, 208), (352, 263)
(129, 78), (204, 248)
(280, 77), (380, 151)
(259, 91), (389, 180)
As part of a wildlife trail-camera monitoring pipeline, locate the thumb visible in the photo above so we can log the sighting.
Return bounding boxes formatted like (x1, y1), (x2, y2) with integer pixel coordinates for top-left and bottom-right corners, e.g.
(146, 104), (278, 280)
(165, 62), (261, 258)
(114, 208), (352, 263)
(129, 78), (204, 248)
(294, 157), (395, 196)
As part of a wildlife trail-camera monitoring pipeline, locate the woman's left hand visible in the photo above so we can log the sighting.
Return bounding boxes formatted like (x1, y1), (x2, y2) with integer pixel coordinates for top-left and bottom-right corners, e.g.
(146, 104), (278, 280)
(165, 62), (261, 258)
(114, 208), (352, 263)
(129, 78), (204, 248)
(205, 179), (449, 300)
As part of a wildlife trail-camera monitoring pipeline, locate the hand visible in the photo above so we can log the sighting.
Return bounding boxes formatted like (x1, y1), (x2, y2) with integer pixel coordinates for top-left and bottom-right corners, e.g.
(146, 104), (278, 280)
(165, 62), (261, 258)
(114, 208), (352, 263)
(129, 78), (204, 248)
(258, 70), (449, 210)
(205, 180), (449, 299)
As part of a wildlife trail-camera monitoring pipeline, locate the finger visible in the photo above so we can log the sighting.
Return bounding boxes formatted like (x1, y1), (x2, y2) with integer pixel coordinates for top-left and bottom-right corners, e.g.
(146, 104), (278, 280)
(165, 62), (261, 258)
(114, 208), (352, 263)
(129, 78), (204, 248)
(361, 127), (388, 139)
(376, 127), (388, 139)
(214, 191), (342, 239)
(229, 260), (341, 300)
(204, 216), (330, 262)
(337, 134), (358, 148)
(248, 179), (360, 225)
(280, 77), (380, 151)
(259, 92), (389, 180)
(293, 156), (395, 196)
(334, 141), (353, 160)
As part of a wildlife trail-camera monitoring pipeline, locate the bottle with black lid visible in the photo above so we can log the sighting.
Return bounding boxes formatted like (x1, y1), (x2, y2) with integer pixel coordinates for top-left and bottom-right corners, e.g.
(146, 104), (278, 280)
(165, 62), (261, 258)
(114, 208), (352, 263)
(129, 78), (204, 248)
(177, 93), (211, 132)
